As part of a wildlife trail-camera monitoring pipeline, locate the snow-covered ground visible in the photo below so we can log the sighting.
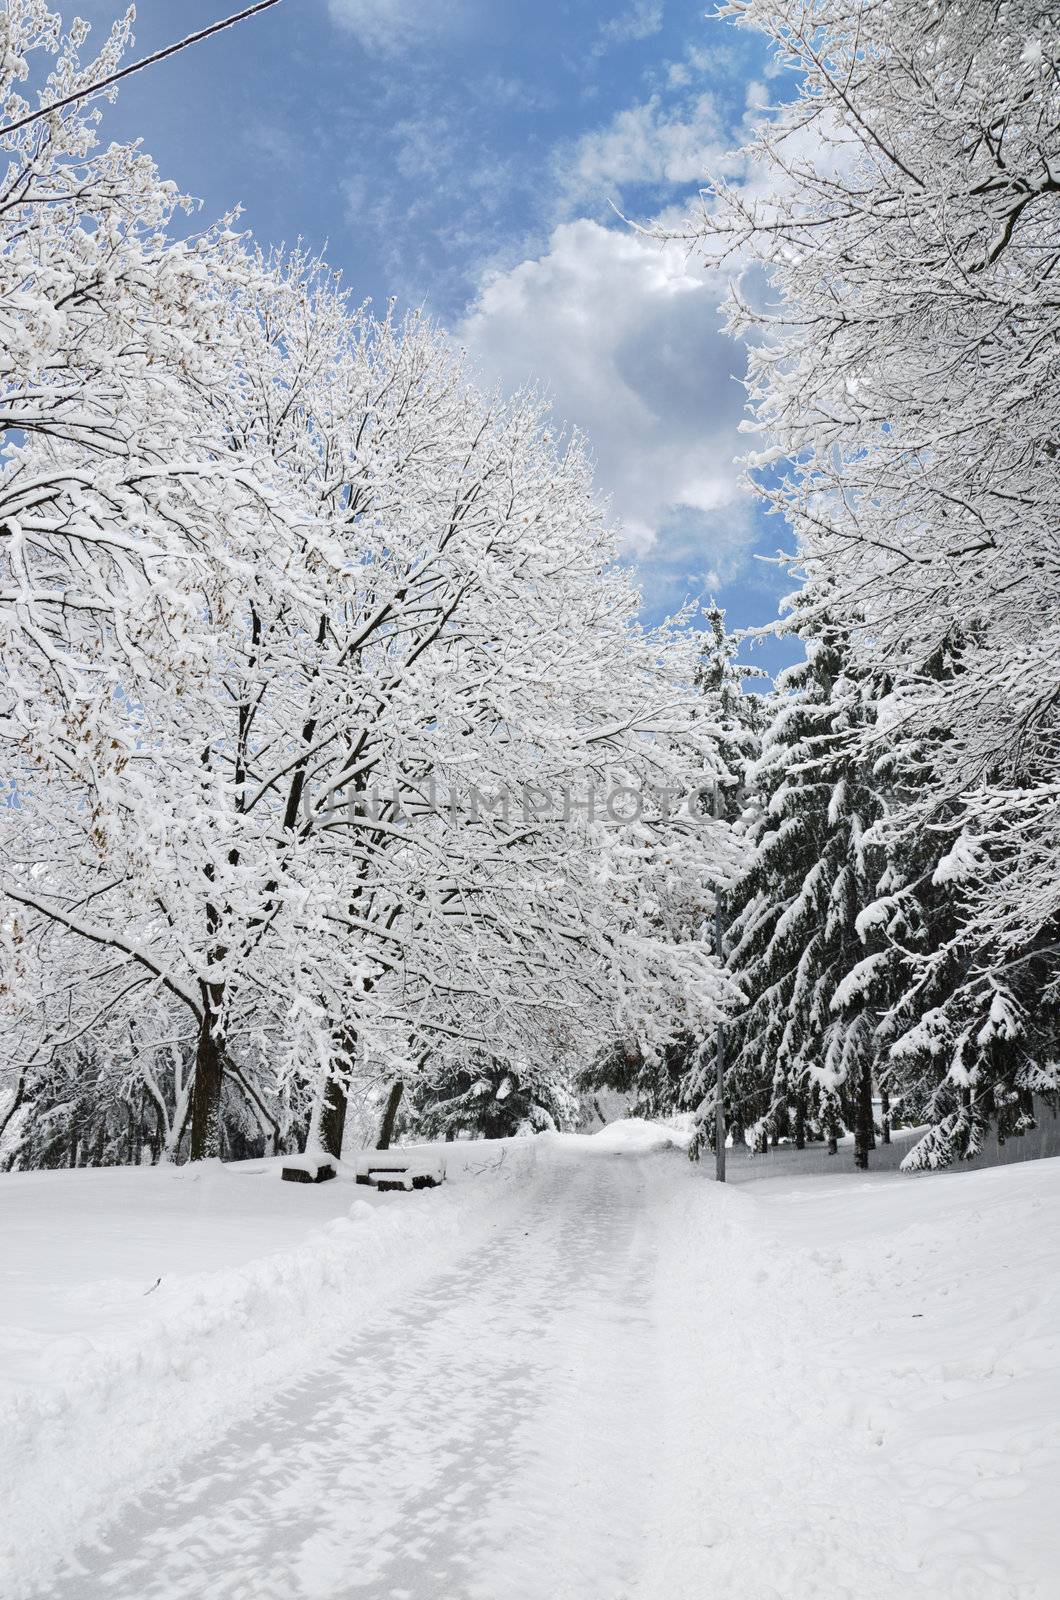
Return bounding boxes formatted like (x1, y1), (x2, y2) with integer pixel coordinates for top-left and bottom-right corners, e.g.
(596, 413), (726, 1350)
(2, 1128), (1057, 1598)
(0, 1140), (542, 1597)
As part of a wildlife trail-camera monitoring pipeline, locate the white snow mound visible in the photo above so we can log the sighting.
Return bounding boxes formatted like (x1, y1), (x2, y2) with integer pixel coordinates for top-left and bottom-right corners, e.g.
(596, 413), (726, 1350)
(585, 1117), (691, 1154)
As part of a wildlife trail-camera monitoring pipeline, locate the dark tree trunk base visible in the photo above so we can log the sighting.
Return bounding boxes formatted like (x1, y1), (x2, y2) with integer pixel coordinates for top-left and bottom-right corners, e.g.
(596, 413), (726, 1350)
(191, 1008), (225, 1162)
(319, 1075), (348, 1161)
(377, 1080), (405, 1150)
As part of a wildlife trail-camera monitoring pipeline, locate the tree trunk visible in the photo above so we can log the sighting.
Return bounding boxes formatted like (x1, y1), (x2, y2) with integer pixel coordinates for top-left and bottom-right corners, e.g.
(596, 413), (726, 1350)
(0, 1070), (26, 1149)
(794, 1092), (807, 1151)
(190, 1009), (225, 1161)
(376, 1080), (404, 1150)
(150, 1101), (165, 1164)
(822, 1088), (840, 1155)
(163, 1080), (193, 1163)
(126, 1100), (143, 1167)
(880, 1086), (891, 1145)
(854, 1059), (873, 1171)
(319, 1028), (356, 1161)
(319, 1073), (348, 1161)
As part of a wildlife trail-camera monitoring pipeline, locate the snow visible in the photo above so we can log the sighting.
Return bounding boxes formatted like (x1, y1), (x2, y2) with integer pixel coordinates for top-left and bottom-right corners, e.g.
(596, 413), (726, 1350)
(2, 1135), (1058, 1598)
(354, 1149), (448, 1184)
(652, 1151), (1060, 1600)
(575, 1114), (692, 1154)
(0, 1143), (539, 1597)
(932, 831), (987, 886)
(831, 949), (889, 1010)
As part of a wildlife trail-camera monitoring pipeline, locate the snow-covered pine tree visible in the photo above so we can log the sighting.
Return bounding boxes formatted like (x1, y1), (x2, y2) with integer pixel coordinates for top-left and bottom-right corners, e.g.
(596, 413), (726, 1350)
(669, 0), (1060, 1161)
(860, 636), (1060, 1169)
(724, 595), (888, 1166)
(694, 605), (769, 813)
(413, 1052), (577, 1142)
(579, 1034), (692, 1124)
(682, 605), (766, 1158)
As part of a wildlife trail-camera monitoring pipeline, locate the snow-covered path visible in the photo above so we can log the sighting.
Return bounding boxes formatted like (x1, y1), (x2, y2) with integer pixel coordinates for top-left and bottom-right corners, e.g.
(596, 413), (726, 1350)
(25, 1142), (1060, 1600)
(42, 1150), (670, 1600)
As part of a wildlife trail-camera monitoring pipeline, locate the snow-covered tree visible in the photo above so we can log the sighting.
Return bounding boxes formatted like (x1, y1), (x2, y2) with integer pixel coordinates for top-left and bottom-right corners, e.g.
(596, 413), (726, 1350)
(1, 10), (741, 1167)
(0, 9), (291, 732)
(694, 604), (768, 828)
(671, 0), (1060, 1158)
(860, 636), (1059, 1169)
(723, 599), (887, 1165)
(680, 605), (766, 1154)
(579, 1034), (692, 1124)
(573, 606), (756, 1142)
(0, 8), (310, 1160)
(413, 1051), (578, 1142)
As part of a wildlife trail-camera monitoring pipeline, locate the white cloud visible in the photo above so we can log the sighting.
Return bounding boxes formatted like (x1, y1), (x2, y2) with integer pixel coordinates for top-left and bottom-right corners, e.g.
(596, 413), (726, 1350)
(328, 0), (461, 54)
(556, 94), (733, 210)
(457, 219), (753, 592)
(594, 1), (665, 54)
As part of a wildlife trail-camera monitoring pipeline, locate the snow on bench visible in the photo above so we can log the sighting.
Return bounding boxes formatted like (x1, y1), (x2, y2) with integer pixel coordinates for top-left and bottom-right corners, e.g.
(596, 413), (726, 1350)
(281, 1156), (336, 1185)
(354, 1149), (446, 1191)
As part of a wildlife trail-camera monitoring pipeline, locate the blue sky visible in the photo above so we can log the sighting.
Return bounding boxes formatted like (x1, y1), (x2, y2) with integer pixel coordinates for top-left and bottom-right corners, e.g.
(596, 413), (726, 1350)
(71, 0), (800, 675)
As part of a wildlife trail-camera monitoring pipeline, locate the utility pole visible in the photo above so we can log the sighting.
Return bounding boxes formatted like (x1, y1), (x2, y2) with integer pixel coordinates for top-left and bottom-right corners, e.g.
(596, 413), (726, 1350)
(714, 782), (727, 1183)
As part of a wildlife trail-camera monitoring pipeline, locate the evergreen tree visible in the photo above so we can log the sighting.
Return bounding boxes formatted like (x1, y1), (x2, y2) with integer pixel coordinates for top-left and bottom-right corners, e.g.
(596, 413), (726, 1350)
(862, 637), (1060, 1168)
(670, 0), (1060, 1170)
(726, 613), (1060, 1173)
(578, 1035), (692, 1124)
(412, 1053), (577, 1142)
(683, 609), (766, 1157)
(724, 598), (887, 1166)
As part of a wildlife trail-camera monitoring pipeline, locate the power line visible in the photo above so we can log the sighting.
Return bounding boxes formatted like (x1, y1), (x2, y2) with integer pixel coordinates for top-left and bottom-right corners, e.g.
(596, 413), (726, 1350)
(0, 0), (284, 139)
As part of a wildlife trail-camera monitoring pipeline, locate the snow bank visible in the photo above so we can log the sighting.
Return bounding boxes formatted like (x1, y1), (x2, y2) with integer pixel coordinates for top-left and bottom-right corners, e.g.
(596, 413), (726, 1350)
(579, 1116), (692, 1155)
(0, 1142), (541, 1598)
(647, 1154), (1060, 1599)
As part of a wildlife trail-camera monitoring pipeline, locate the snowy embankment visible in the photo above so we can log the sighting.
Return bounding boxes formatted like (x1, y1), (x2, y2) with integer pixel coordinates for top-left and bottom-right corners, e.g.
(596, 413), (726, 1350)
(0, 1138), (543, 1597)
(651, 1153), (1060, 1599)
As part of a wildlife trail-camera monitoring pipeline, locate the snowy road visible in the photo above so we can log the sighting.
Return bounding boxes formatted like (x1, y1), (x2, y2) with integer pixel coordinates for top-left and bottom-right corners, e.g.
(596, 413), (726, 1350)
(28, 1142), (1060, 1600)
(42, 1150), (673, 1600)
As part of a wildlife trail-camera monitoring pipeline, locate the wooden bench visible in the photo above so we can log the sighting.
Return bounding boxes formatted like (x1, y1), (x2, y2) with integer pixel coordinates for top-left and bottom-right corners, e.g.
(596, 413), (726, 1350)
(354, 1150), (446, 1191)
(281, 1157), (336, 1185)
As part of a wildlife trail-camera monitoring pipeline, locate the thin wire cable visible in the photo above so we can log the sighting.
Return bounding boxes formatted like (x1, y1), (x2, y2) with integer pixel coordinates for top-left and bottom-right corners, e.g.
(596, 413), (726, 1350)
(0, 0), (284, 139)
